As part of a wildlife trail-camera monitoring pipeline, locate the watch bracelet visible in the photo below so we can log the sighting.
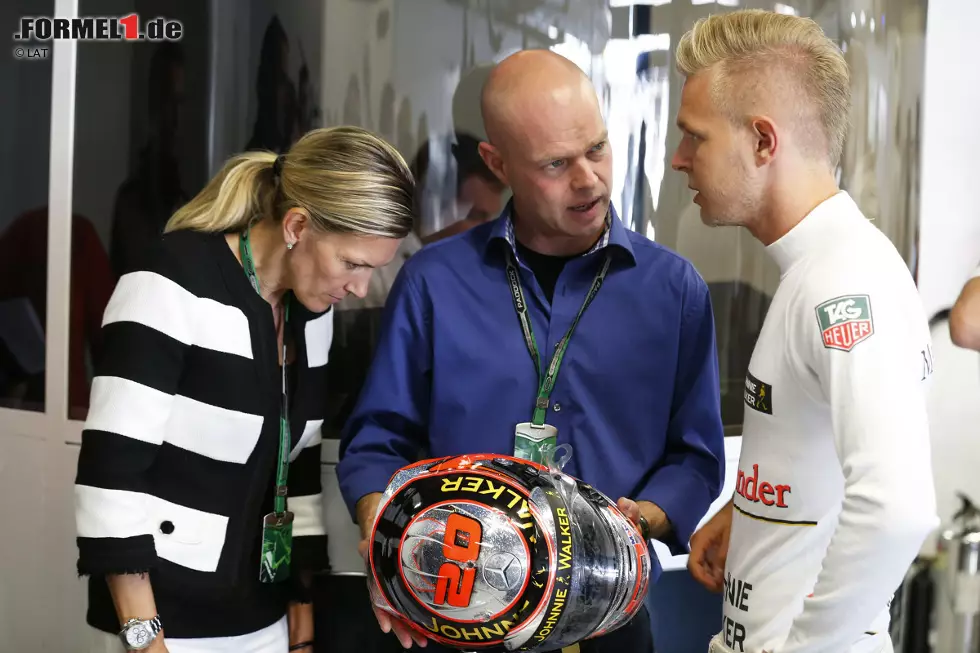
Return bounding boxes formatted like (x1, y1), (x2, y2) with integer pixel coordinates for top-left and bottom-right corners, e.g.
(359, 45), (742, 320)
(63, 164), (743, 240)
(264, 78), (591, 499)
(638, 515), (652, 540)
(119, 615), (163, 649)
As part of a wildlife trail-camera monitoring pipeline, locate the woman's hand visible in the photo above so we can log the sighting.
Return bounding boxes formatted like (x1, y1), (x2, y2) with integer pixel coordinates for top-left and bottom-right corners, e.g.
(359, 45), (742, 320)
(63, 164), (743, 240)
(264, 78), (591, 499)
(107, 574), (168, 652)
(288, 600), (315, 650)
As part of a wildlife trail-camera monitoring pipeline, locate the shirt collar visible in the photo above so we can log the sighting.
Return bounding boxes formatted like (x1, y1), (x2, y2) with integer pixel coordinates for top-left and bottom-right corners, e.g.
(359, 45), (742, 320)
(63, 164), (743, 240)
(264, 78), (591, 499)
(765, 191), (858, 275)
(485, 199), (636, 264)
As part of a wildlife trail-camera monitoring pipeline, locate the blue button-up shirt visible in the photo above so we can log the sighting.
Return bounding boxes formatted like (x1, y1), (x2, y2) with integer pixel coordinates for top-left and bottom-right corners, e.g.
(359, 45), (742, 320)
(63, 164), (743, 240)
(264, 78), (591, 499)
(338, 205), (725, 580)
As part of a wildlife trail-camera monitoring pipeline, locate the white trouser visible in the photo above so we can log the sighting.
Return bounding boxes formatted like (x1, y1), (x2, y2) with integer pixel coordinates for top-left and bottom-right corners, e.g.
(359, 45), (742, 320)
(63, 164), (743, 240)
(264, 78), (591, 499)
(88, 615), (288, 653)
(707, 631), (894, 653)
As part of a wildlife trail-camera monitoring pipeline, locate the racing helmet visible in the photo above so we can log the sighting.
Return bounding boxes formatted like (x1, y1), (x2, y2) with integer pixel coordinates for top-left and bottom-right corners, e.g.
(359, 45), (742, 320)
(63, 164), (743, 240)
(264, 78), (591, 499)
(367, 453), (651, 651)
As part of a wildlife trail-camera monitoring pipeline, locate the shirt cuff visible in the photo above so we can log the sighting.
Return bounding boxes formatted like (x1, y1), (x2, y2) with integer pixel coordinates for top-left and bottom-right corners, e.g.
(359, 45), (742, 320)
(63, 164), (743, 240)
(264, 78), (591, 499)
(76, 534), (158, 577)
(636, 466), (713, 556)
(338, 460), (402, 523)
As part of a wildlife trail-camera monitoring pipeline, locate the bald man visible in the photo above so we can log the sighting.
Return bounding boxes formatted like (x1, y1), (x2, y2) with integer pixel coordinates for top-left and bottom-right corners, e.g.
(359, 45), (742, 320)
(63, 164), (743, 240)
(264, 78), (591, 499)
(339, 50), (726, 652)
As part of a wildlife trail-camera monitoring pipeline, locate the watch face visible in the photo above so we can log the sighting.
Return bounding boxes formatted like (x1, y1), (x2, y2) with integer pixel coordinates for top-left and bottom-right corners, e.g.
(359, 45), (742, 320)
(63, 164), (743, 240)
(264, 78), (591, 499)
(126, 624), (150, 647)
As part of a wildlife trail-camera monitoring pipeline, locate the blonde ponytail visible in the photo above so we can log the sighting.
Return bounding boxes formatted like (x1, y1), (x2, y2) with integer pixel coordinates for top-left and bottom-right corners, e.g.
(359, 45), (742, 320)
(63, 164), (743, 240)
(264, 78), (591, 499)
(165, 126), (415, 239)
(165, 151), (278, 234)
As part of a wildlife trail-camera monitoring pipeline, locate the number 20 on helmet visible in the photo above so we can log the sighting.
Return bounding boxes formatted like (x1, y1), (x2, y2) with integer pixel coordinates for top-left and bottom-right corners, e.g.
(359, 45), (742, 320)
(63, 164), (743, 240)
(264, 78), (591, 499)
(367, 454), (652, 651)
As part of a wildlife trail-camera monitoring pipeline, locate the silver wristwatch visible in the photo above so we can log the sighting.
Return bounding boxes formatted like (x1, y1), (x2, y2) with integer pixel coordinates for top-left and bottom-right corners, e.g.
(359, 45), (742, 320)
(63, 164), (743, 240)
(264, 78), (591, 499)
(118, 615), (163, 650)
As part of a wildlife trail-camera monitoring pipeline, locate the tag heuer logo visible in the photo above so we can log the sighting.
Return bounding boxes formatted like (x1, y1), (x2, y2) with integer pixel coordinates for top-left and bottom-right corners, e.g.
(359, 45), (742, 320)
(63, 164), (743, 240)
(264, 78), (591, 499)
(815, 295), (874, 352)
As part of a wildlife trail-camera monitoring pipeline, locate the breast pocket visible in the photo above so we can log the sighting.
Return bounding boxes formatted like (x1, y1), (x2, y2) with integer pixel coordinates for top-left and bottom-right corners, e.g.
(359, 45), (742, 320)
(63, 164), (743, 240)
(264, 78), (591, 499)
(150, 496), (229, 573)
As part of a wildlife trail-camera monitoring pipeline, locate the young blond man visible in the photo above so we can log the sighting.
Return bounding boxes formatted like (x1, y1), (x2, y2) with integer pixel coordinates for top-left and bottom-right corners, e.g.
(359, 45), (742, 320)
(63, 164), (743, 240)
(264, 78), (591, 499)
(673, 10), (939, 653)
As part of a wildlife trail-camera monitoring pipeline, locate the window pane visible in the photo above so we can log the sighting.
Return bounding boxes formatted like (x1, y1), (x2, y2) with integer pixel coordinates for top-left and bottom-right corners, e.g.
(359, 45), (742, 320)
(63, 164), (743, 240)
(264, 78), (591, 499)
(0, 0), (54, 412)
(70, 0), (209, 419)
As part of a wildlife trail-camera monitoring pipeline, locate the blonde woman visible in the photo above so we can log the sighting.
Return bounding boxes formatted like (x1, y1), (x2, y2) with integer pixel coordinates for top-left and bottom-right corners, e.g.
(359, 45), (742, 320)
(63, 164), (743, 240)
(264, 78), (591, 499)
(75, 126), (415, 653)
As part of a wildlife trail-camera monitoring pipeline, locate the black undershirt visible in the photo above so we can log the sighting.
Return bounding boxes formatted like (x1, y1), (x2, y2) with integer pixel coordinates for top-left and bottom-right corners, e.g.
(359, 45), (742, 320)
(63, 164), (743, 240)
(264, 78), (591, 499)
(515, 241), (580, 305)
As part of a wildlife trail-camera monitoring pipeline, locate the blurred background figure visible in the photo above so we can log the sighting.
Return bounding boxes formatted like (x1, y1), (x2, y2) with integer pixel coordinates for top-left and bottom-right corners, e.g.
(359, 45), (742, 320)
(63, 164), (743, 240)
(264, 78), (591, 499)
(109, 41), (187, 278)
(0, 208), (113, 415)
(412, 131), (507, 245)
(246, 16), (299, 153)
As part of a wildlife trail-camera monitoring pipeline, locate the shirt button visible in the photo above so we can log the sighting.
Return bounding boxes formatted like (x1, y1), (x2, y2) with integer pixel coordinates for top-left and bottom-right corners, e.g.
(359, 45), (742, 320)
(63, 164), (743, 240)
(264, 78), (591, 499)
(553, 403), (562, 412)
(160, 521), (175, 535)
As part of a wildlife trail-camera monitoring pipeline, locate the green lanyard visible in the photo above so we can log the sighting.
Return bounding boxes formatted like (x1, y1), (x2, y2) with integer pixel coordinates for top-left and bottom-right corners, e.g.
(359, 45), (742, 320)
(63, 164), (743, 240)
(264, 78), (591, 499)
(240, 227), (292, 516)
(504, 246), (611, 427)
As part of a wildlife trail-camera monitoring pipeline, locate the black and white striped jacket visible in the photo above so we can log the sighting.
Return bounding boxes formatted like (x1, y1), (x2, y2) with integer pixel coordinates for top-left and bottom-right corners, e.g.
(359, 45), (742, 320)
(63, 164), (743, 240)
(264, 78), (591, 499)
(74, 230), (331, 638)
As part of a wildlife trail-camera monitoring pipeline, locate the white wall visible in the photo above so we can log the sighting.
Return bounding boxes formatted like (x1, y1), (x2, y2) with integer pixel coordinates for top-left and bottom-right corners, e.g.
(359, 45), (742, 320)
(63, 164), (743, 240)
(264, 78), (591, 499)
(0, 424), (52, 644)
(923, 320), (980, 555)
(915, 0), (980, 548)
(917, 0), (980, 320)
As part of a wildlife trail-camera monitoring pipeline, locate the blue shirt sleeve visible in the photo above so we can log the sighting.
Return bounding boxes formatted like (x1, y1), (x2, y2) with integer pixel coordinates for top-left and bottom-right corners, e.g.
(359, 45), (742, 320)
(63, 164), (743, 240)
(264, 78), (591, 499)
(337, 265), (432, 520)
(636, 272), (726, 555)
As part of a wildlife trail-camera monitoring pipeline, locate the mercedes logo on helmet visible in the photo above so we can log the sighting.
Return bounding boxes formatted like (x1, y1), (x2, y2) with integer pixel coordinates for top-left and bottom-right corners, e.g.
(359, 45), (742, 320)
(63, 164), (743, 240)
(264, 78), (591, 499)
(483, 551), (522, 591)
